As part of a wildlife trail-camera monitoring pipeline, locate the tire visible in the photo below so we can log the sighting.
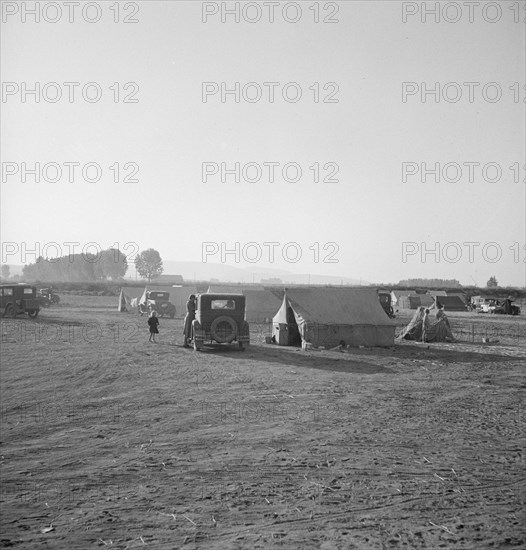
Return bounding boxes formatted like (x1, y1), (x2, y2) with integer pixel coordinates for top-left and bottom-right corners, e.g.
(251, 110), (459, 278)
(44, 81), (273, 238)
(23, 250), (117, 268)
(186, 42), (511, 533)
(5, 305), (16, 318)
(210, 316), (237, 344)
(28, 309), (39, 318)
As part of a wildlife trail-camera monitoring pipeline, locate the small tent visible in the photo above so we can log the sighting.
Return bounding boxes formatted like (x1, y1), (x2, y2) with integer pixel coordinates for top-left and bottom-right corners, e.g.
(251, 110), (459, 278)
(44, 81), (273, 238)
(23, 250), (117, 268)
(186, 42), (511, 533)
(446, 291), (467, 304)
(406, 294), (434, 309)
(391, 290), (418, 307)
(272, 288), (396, 348)
(398, 307), (455, 342)
(118, 290), (132, 312)
(434, 295), (467, 311)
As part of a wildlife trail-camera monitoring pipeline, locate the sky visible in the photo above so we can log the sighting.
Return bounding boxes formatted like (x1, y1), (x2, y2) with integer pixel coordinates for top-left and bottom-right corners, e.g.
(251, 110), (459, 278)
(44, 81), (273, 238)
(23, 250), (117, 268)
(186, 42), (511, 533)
(1, 0), (525, 286)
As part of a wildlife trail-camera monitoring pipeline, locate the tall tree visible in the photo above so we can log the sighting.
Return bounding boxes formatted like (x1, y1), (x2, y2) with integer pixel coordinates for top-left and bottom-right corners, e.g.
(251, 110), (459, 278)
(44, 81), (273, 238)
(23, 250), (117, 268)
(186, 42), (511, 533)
(1, 265), (10, 279)
(486, 276), (498, 288)
(134, 248), (163, 282)
(95, 249), (128, 280)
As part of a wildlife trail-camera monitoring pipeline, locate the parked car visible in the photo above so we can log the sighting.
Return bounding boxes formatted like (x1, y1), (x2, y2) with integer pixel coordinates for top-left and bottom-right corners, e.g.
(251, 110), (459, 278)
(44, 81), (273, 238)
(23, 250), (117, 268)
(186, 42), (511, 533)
(191, 293), (250, 351)
(1, 283), (40, 318)
(477, 298), (498, 313)
(144, 291), (176, 318)
(493, 299), (521, 316)
(378, 291), (395, 318)
(37, 288), (60, 308)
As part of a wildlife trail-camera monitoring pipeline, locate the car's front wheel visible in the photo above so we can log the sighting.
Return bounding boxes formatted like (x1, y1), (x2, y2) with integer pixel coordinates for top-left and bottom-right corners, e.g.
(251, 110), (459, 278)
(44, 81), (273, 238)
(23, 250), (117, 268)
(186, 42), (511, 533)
(28, 309), (39, 318)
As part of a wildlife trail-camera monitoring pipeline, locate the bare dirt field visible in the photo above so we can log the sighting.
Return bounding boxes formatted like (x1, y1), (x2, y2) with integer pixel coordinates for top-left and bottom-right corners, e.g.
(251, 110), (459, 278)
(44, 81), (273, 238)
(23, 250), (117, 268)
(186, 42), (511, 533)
(1, 295), (525, 549)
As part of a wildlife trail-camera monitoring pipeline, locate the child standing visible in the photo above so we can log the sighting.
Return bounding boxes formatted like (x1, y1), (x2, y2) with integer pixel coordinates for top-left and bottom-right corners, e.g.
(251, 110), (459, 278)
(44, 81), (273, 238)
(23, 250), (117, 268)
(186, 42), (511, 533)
(148, 311), (159, 342)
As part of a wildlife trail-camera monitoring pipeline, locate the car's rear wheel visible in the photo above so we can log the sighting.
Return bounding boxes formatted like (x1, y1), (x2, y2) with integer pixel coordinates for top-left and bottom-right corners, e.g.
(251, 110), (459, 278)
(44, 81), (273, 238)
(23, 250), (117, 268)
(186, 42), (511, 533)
(5, 305), (16, 318)
(28, 309), (39, 318)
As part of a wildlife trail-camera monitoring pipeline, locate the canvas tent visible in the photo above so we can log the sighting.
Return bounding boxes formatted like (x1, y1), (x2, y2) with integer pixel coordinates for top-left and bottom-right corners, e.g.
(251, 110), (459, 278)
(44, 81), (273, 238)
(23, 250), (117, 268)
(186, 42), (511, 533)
(207, 284), (265, 293)
(398, 307), (455, 342)
(398, 294), (433, 309)
(129, 287), (148, 309)
(118, 290), (132, 312)
(391, 290), (418, 307)
(272, 288), (396, 348)
(206, 286), (281, 322)
(404, 294), (434, 309)
(169, 285), (198, 316)
(244, 289), (283, 323)
(433, 295), (467, 311)
(446, 291), (467, 304)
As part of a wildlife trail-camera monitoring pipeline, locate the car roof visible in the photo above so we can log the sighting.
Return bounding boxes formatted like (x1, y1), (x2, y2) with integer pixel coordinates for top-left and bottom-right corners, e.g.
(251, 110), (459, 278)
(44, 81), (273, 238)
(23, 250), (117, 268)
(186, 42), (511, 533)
(202, 293), (244, 299)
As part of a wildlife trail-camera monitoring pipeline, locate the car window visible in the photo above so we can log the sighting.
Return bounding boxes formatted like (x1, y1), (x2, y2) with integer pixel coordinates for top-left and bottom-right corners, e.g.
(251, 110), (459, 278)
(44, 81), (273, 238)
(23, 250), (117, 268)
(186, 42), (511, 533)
(3, 288), (13, 296)
(211, 300), (235, 310)
(24, 288), (33, 295)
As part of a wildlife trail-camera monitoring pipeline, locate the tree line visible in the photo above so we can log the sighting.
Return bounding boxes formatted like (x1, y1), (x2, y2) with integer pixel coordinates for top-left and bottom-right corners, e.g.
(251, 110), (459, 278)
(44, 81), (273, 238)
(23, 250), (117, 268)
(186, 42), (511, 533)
(397, 278), (462, 288)
(21, 247), (164, 283)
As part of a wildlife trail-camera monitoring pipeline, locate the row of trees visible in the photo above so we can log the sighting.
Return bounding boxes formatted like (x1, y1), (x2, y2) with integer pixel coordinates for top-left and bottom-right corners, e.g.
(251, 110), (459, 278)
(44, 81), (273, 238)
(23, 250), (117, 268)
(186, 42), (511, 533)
(398, 277), (501, 289)
(397, 278), (462, 288)
(20, 248), (164, 283)
(22, 249), (129, 282)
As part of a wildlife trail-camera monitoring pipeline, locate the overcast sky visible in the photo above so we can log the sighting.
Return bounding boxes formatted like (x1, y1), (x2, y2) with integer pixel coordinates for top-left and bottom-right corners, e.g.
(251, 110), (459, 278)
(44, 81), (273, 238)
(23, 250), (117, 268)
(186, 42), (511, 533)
(1, 1), (524, 286)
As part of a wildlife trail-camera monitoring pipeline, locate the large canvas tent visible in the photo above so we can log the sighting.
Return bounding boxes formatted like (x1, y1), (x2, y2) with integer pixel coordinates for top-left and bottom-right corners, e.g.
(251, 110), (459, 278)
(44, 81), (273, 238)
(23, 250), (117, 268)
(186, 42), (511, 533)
(206, 286), (282, 323)
(272, 288), (396, 348)
(243, 289), (283, 323)
(207, 284), (265, 293)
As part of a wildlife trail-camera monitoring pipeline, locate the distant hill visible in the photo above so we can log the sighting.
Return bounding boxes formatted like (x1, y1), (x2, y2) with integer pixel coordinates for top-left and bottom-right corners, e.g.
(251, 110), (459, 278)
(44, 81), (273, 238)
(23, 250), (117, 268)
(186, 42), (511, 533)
(3, 261), (365, 286)
(133, 261), (367, 286)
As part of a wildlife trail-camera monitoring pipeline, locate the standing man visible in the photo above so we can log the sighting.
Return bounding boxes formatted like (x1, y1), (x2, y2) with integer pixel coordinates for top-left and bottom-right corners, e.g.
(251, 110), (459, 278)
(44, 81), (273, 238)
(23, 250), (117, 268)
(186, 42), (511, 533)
(183, 294), (197, 348)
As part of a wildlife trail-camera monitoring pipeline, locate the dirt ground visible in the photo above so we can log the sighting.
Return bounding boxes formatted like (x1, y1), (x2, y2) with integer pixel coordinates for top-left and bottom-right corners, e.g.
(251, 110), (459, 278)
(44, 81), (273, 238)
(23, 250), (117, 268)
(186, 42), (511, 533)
(1, 295), (525, 549)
